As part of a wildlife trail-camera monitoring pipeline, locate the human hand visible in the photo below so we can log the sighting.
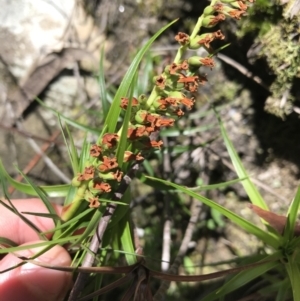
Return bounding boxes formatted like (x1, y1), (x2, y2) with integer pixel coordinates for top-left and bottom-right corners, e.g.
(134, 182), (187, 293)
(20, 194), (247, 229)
(0, 198), (72, 301)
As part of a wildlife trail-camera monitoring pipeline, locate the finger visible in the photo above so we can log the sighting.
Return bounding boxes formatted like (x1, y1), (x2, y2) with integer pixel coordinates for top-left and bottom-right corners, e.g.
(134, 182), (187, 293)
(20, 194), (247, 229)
(0, 198), (62, 245)
(0, 241), (72, 301)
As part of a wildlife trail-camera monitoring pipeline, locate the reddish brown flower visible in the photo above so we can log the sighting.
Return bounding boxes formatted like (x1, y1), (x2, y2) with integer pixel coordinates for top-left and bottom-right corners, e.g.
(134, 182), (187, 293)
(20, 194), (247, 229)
(124, 151), (144, 162)
(127, 126), (137, 139)
(123, 151), (135, 162)
(213, 30), (225, 40)
(174, 108), (184, 117)
(77, 166), (95, 181)
(146, 114), (159, 127)
(213, 3), (224, 12)
(89, 197), (101, 208)
(84, 166), (95, 180)
(155, 75), (166, 90)
(154, 98), (169, 111)
(236, 1), (247, 10)
(93, 179), (111, 193)
(209, 14), (226, 26)
(178, 75), (200, 92)
(90, 144), (102, 157)
(136, 126), (151, 137)
(77, 173), (85, 181)
(177, 75), (198, 84)
(169, 60), (189, 74)
(229, 9), (245, 20)
(112, 170), (123, 182)
(169, 63), (180, 75)
(198, 35), (214, 49)
(120, 97), (139, 110)
(102, 133), (119, 149)
(150, 140), (163, 149)
(181, 97), (195, 110)
(135, 152), (144, 161)
(165, 97), (179, 107)
(200, 57), (215, 68)
(180, 60), (189, 70)
(156, 117), (175, 127)
(98, 156), (118, 172)
(175, 32), (190, 45)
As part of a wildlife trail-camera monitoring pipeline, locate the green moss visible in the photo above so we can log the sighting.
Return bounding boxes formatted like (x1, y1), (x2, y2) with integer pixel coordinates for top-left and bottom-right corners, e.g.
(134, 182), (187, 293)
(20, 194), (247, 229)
(239, 0), (300, 117)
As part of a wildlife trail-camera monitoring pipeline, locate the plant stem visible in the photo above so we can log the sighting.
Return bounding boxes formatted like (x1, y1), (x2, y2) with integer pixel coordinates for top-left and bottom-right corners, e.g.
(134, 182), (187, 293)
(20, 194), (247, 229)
(68, 163), (140, 301)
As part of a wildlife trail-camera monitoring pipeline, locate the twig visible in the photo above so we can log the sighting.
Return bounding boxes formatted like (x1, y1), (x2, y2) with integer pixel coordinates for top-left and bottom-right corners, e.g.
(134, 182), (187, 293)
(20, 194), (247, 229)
(15, 121), (71, 184)
(217, 53), (269, 91)
(154, 199), (202, 301)
(8, 129), (62, 194)
(68, 163), (140, 301)
(0, 122), (65, 145)
(207, 146), (289, 204)
(161, 136), (172, 272)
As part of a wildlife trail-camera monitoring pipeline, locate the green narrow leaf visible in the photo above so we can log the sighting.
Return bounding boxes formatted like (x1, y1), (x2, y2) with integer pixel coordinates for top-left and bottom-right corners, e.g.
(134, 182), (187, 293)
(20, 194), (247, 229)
(0, 199), (47, 241)
(145, 175), (280, 249)
(284, 186), (300, 241)
(0, 237), (18, 247)
(35, 98), (101, 135)
(142, 160), (155, 177)
(119, 209), (136, 265)
(57, 115), (79, 174)
(99, 45), (110, 118)
(0, 235), (81, 254)
(70, 209), (103, 247)
(139, 173), (246, 191)
(202, 255), (280, 301)
(116, 73), (137, 167)
(286, 256), (300, 300)
(20, 212), (61, 219)
(217, 112), (268, 210)
(16, 169), (58, 226)
(104, 19), (178, 134)
(0, 159), (69, 197)
(41, 207), (94, 235)
(136, 51), (154, 95)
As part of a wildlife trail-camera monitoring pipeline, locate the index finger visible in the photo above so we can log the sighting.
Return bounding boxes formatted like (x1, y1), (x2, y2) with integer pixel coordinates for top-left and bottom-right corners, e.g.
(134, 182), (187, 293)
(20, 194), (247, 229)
(0, 198), (62, 245)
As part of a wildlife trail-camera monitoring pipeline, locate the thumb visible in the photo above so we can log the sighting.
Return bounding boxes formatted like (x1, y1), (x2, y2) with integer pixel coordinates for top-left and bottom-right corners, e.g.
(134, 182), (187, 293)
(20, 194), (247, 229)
(0, 242), (72, 301)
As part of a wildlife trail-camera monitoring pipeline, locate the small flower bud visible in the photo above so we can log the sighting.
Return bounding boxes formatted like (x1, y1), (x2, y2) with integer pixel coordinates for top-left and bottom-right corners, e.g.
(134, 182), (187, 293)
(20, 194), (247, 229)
(138, 94), (147, 105)
(188, 56), (215, 68)
(71, 176), (81, 187)
(135, 110), (148, 124)
(188, 56), (202, 67)
(168, 91), (184, 99)
(203, 6), (216, 16)
(189, 35), (207, 49)
(164, 65), (171, 75)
